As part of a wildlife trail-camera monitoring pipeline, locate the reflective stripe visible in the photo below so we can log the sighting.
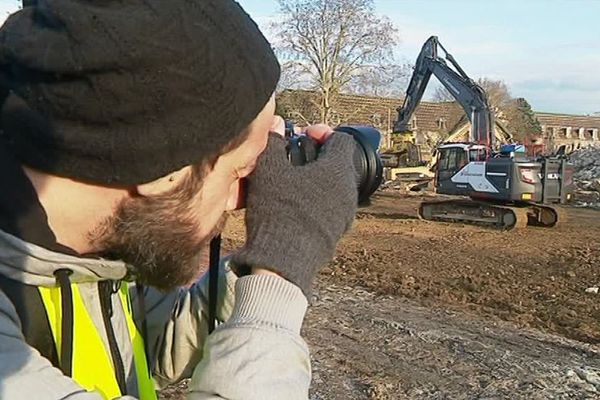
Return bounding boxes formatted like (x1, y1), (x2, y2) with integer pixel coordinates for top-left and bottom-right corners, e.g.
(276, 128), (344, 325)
(118, 284), (157, 400)
(39, 285), (122, 399)
(39, 284), (157, 400)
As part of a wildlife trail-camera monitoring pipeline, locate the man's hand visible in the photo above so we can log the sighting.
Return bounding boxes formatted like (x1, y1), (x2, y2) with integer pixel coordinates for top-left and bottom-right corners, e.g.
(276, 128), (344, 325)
(234, 117), (358, 297)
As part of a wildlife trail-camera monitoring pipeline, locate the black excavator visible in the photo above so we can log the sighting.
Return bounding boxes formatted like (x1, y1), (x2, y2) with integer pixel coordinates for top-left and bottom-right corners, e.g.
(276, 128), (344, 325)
(395, 36), (573, 229)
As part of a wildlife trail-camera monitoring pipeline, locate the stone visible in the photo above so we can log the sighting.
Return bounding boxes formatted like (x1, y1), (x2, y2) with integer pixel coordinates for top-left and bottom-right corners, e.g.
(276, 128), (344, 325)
(569, 147), (600, 206)
(575, 367), (600, 388)
(585, 287), (599, 294)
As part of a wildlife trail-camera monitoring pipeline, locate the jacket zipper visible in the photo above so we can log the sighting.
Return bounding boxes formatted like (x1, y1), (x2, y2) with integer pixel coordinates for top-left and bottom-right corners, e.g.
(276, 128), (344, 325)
(99, 280), (128, 395)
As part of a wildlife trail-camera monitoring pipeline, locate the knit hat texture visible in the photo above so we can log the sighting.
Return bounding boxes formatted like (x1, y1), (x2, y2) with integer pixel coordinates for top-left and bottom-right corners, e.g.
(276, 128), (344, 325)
(0, 0), (280, 185)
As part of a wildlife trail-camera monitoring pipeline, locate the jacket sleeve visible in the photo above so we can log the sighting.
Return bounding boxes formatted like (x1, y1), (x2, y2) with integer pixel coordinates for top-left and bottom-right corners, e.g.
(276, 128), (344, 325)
(140, 262), (312, 399)
(187, 274), (311, 400)
(137, 261), (237, 388)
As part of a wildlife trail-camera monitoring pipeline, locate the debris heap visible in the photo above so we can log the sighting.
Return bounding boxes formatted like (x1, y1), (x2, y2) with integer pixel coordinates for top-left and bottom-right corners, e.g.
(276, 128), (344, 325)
(569, 147), (600, 208)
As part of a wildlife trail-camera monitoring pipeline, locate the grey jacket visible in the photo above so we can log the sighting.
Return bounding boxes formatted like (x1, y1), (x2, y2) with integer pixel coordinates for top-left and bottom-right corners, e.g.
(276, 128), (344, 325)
(0, 229), (311, 399)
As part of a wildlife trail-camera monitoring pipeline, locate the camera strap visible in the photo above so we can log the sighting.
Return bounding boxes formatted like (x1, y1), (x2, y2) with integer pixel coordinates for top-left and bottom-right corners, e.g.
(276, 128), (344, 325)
(208, 235), (221, 334)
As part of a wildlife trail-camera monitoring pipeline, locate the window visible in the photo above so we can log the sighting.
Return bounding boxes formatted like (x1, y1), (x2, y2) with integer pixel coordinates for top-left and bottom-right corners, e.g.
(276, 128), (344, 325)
(437, 147), (469, 180)
(438, 118), (447, 130)
(559, 128), (567, 138)
(411, 116), (418, 129)
(469, 148), (487, 162)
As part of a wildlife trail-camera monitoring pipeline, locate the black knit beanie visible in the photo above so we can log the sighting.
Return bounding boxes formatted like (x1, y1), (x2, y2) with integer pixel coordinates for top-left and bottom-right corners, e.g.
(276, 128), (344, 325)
(0, 0), (280, 185)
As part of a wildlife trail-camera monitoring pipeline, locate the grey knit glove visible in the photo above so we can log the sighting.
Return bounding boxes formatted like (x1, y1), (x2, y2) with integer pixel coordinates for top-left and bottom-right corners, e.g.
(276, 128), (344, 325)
(232, 132), (358, 296)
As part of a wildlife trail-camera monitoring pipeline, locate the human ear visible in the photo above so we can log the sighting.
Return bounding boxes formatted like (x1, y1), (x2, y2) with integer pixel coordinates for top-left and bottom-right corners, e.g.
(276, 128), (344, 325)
(135, 165), (193, 197)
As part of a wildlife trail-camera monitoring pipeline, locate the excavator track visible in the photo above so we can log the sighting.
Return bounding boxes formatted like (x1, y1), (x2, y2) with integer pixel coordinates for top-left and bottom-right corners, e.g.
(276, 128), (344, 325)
(418, 199), (536, 230)
(524, 203), (565, 228)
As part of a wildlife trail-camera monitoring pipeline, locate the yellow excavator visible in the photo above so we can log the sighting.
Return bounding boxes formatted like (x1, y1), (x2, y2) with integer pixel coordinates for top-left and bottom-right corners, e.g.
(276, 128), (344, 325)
(380, 130), (434, 191)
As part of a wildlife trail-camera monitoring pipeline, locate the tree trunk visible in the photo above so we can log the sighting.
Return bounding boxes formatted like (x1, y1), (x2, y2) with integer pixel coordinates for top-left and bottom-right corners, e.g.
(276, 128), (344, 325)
(320, 88), (331, 124)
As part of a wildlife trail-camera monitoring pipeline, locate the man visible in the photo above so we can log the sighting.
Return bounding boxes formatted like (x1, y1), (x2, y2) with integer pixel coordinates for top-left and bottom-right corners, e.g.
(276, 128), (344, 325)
(0, 1), (358, 399)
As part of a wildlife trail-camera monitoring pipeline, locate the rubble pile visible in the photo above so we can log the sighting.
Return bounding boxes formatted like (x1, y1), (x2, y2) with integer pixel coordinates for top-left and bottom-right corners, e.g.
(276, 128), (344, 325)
(569, 147), (600, 208)
(380, 172), (433, 193)
(570, 147), (600, 184)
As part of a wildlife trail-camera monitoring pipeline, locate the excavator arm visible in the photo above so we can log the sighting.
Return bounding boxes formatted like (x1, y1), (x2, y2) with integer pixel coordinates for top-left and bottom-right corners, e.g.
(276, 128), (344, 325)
(394, 36), (495, 148)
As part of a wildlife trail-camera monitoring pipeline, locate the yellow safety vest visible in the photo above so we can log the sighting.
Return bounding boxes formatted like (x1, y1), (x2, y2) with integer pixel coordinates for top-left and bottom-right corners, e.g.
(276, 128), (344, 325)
(39, 283), (157, 400)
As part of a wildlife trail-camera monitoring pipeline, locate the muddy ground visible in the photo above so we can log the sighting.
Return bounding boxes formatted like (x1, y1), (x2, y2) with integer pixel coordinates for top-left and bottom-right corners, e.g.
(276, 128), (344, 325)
(160, 191), (600, 399)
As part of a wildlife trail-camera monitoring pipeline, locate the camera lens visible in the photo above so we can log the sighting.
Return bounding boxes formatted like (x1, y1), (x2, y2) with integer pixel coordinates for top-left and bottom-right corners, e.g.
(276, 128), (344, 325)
(286, 124), (383, 205)
(334, 125), (383, 205)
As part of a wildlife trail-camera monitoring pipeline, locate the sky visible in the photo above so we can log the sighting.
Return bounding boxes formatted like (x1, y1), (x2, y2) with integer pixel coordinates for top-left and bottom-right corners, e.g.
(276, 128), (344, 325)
(1, 0), (599, 115)
(239, 0), (600, 116)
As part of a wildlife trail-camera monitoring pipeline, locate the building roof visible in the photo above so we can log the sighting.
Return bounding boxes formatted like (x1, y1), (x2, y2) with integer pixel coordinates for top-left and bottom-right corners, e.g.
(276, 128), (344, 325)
(276, 89), (464, 134)
(277, 90), (600, 138)
(535, 112), (600, 129)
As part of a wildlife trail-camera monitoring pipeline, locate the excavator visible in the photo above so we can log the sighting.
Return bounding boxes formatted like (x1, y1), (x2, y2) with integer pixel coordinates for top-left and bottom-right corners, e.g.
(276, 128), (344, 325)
(394, 36), (573, 229)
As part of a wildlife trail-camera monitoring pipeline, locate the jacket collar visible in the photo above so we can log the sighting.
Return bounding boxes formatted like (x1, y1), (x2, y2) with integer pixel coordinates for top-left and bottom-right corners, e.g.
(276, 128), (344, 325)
(0, 229), (128, 286)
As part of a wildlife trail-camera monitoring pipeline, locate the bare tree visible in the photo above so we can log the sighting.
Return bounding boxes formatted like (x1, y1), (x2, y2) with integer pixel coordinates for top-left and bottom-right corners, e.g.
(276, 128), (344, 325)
(476, 78), (512, 116)
(277, 61), (312, 91)
(344, 62), (411, 98)
(431, 85), (454, 102)
(431, 77), (511, 108)
(271, 0), (398, 123)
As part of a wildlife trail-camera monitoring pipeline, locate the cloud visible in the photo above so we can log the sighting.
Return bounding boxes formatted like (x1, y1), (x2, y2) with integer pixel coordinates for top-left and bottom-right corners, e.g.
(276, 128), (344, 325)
(491, 51), (600, 113)
(522, 89), (600, 114)
(519, 78), (600, 93)
(385, 10), (600, 115)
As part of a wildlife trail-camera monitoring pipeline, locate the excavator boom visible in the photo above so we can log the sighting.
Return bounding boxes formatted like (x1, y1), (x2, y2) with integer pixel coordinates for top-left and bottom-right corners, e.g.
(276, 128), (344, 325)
(394, 36), (495, 148)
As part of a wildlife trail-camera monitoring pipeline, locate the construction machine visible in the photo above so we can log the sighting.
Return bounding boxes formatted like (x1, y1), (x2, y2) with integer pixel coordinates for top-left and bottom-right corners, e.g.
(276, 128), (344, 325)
(395, 36), (573, 229)
(379, 132), (433, 188)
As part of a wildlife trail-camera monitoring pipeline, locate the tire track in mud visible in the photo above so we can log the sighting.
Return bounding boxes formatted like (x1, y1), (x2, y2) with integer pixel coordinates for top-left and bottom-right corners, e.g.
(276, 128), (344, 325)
(306, 284), (600, 399)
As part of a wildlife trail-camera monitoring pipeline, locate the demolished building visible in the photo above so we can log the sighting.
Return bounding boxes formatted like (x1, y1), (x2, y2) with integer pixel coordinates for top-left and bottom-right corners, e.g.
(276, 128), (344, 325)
(277, 89), (512, 162)
(277, 90), (600, 159)
(537, 112), (600, 152)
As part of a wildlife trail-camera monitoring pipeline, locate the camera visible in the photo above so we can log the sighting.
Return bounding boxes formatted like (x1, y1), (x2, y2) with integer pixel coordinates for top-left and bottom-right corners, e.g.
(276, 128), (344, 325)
(284, 122), (383, 205)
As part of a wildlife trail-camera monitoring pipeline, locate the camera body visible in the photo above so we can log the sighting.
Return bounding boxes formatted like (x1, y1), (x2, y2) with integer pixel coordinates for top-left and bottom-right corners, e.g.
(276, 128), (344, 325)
(284, 122), (383, 205)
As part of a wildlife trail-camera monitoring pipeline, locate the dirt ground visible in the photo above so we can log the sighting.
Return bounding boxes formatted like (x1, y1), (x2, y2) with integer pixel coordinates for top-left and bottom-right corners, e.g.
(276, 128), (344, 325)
(329, 191), (600, 345)
(160, 191), (600, 399)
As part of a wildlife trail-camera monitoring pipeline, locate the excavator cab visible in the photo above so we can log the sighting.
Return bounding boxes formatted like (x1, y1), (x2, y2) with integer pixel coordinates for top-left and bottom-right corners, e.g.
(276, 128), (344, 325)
(436, 145), (468, 183)
(435, 144), (490, 195)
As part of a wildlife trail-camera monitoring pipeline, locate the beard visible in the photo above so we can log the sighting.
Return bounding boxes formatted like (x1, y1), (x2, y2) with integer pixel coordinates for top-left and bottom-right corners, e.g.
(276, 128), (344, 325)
(92, 182), (227, 291)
